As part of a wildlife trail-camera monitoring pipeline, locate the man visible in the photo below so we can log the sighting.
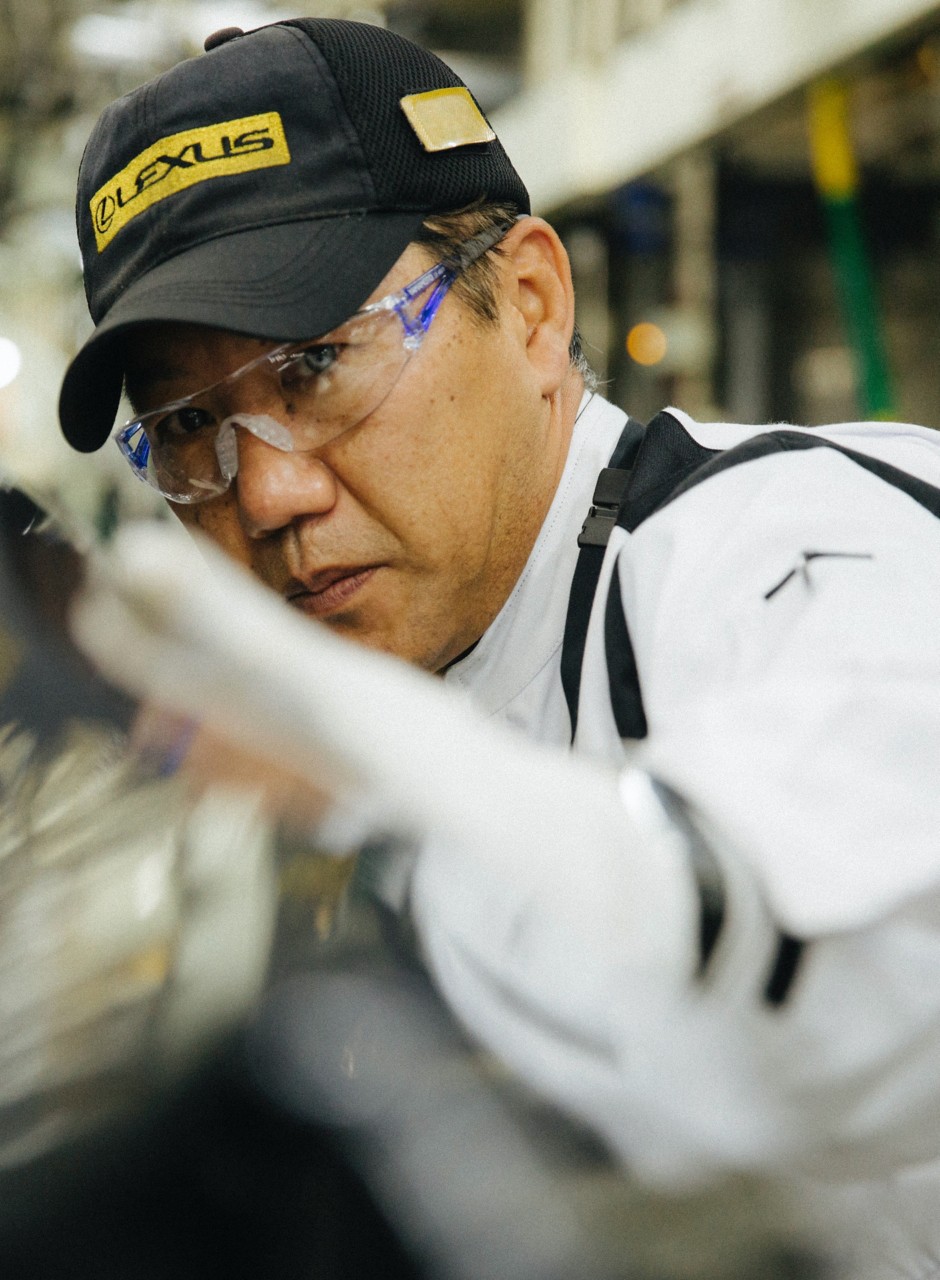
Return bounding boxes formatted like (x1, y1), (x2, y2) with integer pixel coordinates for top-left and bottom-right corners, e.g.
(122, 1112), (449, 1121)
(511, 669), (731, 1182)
(58, 17), (940, 1278)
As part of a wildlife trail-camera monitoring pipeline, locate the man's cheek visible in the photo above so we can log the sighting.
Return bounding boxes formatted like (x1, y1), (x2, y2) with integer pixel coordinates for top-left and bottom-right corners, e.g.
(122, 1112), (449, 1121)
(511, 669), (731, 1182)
(171, 501), (252, 567)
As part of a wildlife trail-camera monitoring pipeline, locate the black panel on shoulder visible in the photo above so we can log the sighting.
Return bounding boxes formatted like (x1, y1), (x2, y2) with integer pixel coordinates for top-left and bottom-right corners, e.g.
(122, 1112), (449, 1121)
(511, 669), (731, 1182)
(649, 426), (940, 526)
(615, 411), (721, 533)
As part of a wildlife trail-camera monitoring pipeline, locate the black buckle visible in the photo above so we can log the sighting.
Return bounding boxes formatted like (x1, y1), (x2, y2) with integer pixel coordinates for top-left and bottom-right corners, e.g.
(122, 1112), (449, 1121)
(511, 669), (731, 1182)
(577, 466), (631, 548)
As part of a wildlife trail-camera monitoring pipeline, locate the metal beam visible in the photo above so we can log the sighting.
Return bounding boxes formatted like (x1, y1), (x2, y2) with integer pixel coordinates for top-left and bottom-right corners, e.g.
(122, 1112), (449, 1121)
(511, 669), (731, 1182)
(499, 0), (940, 211)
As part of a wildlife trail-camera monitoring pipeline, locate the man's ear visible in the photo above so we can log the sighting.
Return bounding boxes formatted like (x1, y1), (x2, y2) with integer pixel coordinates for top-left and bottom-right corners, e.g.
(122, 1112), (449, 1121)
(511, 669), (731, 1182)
(499, 217), (576, 398)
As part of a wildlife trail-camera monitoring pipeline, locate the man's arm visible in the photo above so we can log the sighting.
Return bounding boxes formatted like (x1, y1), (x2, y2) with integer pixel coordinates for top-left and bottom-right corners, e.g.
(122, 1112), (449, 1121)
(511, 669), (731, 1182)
(70, 508), (940, 1188)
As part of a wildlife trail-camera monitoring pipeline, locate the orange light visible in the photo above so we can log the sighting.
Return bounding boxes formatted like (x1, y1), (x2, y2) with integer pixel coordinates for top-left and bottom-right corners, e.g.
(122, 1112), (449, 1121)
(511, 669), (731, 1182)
(626, 322), (667, 366)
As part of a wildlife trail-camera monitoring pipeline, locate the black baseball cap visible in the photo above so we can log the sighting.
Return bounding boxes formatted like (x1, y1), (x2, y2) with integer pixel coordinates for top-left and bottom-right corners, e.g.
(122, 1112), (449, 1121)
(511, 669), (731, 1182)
(59, 17), (529, 453)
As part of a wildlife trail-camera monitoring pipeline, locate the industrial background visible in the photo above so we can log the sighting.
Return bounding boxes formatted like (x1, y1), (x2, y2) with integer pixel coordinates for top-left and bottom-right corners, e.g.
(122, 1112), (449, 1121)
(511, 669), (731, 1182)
(2, 6), (940, 1276)
(3, 0), (940, 526)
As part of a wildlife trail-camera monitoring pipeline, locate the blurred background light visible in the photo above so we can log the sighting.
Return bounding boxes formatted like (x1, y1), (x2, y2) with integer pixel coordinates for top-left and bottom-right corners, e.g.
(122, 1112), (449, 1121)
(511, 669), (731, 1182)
(0, 339), (22, 390)
(69, 12), (176, 67)
(626, 321), (668, 366)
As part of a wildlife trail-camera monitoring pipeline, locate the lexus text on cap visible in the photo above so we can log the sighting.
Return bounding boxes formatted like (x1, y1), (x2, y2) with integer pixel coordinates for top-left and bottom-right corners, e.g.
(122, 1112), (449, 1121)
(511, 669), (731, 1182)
(58, 17), (530, 453)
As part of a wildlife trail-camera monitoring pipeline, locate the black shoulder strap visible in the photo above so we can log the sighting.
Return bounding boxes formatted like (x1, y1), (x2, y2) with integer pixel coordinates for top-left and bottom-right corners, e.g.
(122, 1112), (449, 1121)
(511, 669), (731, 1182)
(592, 410), (719, 740)
(560, 415), (645, 739)
(563, 409), (940, 743)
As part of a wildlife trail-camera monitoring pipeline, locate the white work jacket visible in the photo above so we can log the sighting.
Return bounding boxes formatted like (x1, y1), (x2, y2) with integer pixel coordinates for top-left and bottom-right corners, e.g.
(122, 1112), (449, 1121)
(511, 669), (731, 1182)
(72, 392), (940, 1279)
(428, 393), (940, 1279)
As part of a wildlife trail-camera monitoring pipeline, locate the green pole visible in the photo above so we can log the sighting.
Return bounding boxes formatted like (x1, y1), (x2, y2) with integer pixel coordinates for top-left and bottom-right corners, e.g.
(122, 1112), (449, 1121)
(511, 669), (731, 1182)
(807, 81), (895, 419)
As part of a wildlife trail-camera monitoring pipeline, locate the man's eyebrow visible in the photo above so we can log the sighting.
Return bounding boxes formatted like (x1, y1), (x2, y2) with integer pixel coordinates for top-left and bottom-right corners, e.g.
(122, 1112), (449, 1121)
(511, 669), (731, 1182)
(123, 359), (190, 412)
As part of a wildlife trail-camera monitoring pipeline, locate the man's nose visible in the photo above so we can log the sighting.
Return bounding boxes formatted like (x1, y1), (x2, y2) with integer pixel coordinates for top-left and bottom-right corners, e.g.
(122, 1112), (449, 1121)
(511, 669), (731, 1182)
(232, 423), (339, 537)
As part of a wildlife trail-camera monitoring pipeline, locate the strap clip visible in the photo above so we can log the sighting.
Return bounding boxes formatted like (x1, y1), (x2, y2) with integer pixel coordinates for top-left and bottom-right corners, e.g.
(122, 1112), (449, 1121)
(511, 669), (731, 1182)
(577, 466), (631, 547)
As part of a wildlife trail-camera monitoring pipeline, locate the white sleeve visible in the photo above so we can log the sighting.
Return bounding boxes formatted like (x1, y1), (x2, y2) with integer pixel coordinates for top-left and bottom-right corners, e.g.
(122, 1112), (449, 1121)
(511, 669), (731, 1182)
(70, 508), (940, 1188)
(619, 447), (940, 934)
(562, 445), (940, 1182)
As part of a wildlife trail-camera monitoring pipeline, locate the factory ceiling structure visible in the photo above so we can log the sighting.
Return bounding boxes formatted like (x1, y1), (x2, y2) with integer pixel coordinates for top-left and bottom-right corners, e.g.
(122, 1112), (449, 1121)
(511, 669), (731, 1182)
(3, 0), (940, 507)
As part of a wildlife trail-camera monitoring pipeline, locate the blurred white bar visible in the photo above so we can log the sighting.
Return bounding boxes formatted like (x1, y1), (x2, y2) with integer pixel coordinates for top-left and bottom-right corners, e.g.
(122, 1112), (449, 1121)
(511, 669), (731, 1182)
(505, 0), (940, 210)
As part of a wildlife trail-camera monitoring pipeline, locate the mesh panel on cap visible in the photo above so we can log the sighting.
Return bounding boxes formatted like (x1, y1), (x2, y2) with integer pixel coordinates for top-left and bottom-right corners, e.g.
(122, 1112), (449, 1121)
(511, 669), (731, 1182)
(280, 18), (529, 214)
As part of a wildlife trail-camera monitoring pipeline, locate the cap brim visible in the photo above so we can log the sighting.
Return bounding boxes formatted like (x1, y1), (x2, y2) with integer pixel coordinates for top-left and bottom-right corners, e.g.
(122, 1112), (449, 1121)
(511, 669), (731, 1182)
(59, 210), (426, 452)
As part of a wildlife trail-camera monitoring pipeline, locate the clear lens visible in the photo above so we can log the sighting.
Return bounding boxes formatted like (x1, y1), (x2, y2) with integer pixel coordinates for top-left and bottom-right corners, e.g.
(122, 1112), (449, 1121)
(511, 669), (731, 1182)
(130, 415), (229, 503)
(278, 308), (413, 446)
(116, 259), (462, 503)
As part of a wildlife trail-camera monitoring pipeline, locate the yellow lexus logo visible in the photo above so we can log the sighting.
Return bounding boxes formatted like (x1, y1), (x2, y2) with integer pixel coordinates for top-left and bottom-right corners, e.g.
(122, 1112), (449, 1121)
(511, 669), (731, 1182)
(90, 111), (291, 253)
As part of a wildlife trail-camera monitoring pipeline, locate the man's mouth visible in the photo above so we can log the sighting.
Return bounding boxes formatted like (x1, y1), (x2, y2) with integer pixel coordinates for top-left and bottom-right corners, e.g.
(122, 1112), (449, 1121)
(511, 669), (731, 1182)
(285, 566), (379, 618)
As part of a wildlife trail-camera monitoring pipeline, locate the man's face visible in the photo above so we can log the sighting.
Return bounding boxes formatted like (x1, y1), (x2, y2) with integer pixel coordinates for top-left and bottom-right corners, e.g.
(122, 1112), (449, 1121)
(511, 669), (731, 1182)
(123, 233), (572, 672)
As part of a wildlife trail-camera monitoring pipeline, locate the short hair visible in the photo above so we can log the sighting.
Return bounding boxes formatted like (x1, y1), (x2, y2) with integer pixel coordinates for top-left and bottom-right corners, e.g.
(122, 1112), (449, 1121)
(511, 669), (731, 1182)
(416, 201), (597, 390)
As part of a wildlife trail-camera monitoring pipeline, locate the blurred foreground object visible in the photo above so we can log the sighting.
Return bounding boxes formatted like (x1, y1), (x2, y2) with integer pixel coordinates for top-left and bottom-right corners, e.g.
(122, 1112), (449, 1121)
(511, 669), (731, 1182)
(0, 483), (274, 1156)
(0, 491), (824, 1277)
(65, 516), (831, 1278)
(0, 483), (277, 1249)
(0, 485), (134, 739)
(238, 955), (825, 1280)
(0, 723), (275, 1165)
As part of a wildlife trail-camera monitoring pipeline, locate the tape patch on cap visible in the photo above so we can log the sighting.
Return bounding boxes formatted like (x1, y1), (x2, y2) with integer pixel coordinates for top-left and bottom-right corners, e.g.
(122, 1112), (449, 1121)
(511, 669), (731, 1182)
(90, 111), (291, 253)
(400, 88), (496, 153)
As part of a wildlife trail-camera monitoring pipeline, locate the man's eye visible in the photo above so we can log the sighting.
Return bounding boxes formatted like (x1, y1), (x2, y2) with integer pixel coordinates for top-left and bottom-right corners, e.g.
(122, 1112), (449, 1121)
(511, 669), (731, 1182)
(154, 406), (215, 443)
(281, 344), (341, 387)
